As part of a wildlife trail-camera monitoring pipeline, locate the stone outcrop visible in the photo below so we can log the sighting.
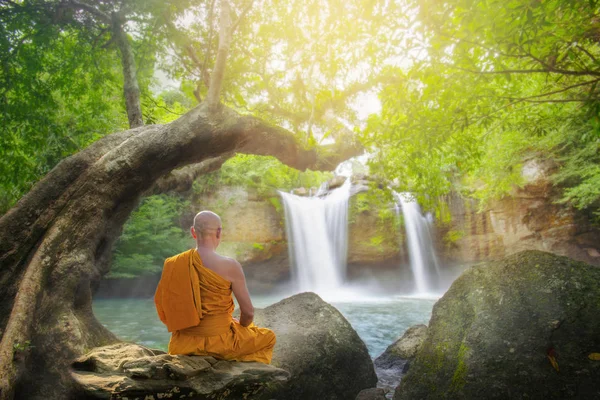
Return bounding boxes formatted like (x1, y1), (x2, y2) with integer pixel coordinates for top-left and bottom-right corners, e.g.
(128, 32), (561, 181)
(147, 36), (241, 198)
(440, 159), (600, 267)
(254, 292), (378, 400)
(73, 293), (376, 399)
(373, 324), (428, 398)
(188, 183), (405, 290)
(355, 388), (388, 400)
(395, 251), (600, 400)
(348, 207), (401, 265)
(167, 156), (600, 289)
(71, 343), (289, 399)
(374, 324), (428, 370)
(191, 186), (287, 265)
(193, 181), (404, 267)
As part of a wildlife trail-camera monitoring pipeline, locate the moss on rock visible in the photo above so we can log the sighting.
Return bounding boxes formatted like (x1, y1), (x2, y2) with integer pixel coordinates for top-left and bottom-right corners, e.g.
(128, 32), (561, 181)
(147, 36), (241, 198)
(395, 251), (600, 400)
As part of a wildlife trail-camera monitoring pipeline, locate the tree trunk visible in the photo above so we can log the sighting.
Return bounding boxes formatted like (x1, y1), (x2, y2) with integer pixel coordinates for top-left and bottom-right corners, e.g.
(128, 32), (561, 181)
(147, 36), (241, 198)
(112, 13), (144, 128)
(206, 0), (233, 111)
(0, 103), (361, 400)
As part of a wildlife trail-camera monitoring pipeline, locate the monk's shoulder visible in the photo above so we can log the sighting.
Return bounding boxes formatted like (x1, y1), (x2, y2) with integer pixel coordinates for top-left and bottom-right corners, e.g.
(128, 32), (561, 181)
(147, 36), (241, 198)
(164, 250), (191, 267)
(218, 255), (242, 271)
(224, 258), (246, 282)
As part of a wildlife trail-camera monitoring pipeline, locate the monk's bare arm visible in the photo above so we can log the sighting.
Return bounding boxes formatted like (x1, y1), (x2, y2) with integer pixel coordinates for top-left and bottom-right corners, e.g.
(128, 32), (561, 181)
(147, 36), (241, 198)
(230, 260), (254, 327)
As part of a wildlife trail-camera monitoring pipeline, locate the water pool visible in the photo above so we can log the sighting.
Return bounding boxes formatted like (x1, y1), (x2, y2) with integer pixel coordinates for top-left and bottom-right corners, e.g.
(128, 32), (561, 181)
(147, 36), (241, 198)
(92, 295), (436, 358)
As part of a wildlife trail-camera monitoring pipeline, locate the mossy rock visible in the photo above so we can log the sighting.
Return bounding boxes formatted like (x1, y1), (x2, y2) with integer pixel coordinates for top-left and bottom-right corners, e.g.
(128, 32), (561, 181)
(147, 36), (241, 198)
(395, 250), (600, 400)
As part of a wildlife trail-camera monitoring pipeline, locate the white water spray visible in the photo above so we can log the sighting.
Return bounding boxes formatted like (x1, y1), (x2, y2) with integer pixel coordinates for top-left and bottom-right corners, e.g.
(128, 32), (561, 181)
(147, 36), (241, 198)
(394, 192), (441, 295)
(280, 179), (351, 295)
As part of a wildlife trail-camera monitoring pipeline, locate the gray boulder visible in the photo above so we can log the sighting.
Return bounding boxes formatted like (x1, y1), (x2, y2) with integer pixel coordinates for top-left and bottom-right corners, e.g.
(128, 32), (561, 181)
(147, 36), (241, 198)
(71, 342), (289, 399)
(373, 324), (428, 398)
(374, 324), (428, 369)
(254, 292), (377, 400)
(355, 387), (388, 400)
(395, 251), (600, 400)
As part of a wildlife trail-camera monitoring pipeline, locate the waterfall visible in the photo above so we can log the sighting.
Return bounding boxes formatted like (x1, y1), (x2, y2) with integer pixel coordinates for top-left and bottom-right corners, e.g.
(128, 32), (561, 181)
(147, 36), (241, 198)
(280, 179), (351, 295)
(394, 192), (441, 295)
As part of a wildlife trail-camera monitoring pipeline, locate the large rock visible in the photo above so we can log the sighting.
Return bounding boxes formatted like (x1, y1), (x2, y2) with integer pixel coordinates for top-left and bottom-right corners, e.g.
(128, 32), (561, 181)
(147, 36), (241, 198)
(395, 251), (600, 400)
(73, 293), (375, 399)
(355, 387), (388, 400)
(373, 324), (428, 398)
(375, 324), (428, 369)
(254, 292), (378, 400)
(71, 342), (289, 399)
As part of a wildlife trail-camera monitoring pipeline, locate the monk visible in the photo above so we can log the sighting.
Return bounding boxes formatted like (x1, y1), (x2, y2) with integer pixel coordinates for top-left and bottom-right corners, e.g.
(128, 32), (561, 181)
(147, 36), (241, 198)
(154, 210), (276, 364)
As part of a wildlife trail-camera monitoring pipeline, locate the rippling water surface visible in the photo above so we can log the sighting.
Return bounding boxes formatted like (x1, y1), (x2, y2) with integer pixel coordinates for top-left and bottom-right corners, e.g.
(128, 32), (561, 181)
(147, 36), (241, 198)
(93, 295), (436, 358)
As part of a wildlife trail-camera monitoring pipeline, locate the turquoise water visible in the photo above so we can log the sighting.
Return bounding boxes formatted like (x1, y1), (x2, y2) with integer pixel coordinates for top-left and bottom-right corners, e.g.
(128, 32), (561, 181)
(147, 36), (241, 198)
(92, 295), (436, 358)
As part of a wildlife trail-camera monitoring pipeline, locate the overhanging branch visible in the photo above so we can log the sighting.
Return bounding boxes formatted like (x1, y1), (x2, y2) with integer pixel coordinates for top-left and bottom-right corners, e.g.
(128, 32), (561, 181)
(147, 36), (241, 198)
(62, 0), (111, 23)
(147, 155), (232, 195)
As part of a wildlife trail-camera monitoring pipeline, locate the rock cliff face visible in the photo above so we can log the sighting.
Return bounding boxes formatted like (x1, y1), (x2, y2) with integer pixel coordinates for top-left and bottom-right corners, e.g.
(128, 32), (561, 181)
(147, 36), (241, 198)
(394, 251), (600, 400)
(192, 185), (403, 267)
(99, 159), (599, 297)
(191, 186), (287, 264)
(189, 185), (403, 290)
(348, 208), (402, 265)
(190, 187), (290, 289)
(159, 159), (600, 296)
(440, 159), (600, 266)
(190, 161), (600, 285)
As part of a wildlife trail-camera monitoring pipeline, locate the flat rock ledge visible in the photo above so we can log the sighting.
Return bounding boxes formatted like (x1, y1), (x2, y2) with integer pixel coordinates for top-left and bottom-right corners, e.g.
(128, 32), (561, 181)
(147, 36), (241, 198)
(71, 342), (290, 400)
(71, 293), (375, 399)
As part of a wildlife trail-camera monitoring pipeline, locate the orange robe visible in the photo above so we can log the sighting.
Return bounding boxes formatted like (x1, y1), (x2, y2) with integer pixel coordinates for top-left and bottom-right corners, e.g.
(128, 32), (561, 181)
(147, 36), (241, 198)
(154, 249), (276, 364)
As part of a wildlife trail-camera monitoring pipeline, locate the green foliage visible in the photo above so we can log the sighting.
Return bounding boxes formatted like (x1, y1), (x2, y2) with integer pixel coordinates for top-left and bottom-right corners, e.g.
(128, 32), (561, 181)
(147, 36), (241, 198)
(167, 0), (403, 146)
(5, 0), (600, 232)
(0, 18), (128, 212)
(363, 0), (600, 220)
(349, 185), (400, 240)
(194, 154), (333, 198)
(110, 194), (193, 278)
(13, 340), (34, 352)
(268, 196), (284, 216)
(369, 235), (385, 247)
(0, 1), (196, 213)
(444, 230), (466, 249)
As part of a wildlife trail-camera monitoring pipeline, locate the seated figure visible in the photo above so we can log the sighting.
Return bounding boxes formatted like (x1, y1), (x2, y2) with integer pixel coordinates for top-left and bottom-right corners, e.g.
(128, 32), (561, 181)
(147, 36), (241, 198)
(154, 211), (276, 364)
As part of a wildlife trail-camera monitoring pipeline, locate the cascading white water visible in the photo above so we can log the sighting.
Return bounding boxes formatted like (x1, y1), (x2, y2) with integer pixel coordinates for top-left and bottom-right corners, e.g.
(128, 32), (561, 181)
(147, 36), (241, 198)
(280, 179), (351, 295)
(394, 192), (441, 295)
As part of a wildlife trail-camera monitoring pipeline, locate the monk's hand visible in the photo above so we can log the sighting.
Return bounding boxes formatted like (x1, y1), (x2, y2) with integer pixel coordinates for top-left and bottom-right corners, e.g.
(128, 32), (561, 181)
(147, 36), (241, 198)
(232, 317), (240, 323)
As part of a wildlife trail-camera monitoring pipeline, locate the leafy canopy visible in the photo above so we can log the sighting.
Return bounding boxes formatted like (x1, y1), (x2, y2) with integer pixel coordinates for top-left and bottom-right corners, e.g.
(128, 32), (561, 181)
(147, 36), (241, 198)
(363, 0), (600, 219)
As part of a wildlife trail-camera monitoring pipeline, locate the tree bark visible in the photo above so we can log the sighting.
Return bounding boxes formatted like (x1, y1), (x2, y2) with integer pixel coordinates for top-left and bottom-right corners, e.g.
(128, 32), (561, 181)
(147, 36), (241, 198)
(112, 13), (144, 128)
(206, 0), (233, 111)
(147, 155), (233, 195)
(0, 102), (361, 400)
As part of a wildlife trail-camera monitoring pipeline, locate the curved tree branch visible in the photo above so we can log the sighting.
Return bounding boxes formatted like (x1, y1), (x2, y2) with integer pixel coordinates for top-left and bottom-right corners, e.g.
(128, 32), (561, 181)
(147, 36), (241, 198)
(0, 101), (362, 399)
(62, 0), (111, 23)
(147, 154), (233, 195)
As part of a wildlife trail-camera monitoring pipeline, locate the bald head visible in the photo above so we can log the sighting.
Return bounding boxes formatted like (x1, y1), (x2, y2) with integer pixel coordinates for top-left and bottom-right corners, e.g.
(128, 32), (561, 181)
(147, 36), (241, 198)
(193, 211), (222, 239)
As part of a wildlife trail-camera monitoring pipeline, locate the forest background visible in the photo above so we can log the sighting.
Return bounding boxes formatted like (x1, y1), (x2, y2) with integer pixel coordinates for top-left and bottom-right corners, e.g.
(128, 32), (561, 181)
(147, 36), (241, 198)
(2, 0), (599, 279)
